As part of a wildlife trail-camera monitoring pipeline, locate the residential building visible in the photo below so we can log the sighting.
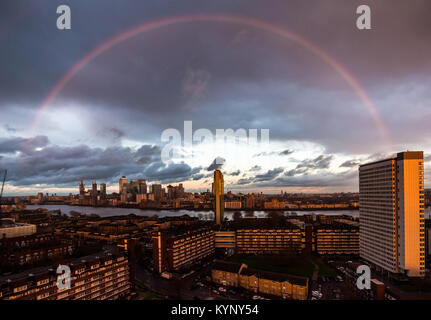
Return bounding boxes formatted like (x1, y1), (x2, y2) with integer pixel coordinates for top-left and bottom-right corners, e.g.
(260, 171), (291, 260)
(152, 228), (215, 273)
(0, 249), (131, 300)
(212, 260), (308, 300)
(359, 151), (425, 277)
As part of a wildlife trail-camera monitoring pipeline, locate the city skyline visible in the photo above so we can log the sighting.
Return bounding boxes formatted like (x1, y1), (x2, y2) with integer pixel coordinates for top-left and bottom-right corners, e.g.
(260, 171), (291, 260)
(1, 1), (431, 196)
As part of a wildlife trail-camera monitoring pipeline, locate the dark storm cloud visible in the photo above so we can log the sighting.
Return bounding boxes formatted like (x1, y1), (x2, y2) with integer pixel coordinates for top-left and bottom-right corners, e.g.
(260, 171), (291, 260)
(143, 162), (201, 183)
(0, 136), (49, 154)
(0, 135), (202, 186)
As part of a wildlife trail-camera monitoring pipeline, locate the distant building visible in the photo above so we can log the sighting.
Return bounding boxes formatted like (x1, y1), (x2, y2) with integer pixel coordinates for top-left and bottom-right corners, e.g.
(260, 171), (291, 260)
(246, 193), (255, 209)
(224, 201), (241, 209)
(264, 199), (285, 209)
(100, 183), (107, 198)
(119, 176), (128, 194)
(212, 170), (224, 225)
(79, 179), (85, 196)
(151, 184), (162, 201)
(359, 151), (425, 277)
(91, 181), (98, 205)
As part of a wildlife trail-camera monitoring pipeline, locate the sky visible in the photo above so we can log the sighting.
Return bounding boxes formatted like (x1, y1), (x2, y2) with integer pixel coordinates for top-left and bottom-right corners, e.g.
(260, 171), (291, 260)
(1, 0), (431, 196)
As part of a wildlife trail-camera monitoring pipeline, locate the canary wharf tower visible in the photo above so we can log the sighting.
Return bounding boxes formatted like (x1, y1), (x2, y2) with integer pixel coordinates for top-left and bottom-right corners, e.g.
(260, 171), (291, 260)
(212, 170), (224, 225)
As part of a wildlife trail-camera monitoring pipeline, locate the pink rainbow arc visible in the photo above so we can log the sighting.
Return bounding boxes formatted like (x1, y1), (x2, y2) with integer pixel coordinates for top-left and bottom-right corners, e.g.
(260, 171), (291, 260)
(31, 14), (391, 147)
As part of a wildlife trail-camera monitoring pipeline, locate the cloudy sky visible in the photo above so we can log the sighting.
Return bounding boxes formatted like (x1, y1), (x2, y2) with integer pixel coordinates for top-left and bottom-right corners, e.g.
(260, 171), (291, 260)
(1, 0), (431, 195)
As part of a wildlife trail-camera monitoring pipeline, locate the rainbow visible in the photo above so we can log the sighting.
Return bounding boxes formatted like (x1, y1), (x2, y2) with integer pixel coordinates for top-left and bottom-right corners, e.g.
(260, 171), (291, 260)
(31, 14), (391, 147)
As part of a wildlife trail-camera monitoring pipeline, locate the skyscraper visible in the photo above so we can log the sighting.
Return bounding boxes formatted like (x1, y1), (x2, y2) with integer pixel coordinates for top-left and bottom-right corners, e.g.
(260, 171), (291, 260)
(92, 180), (98, 206)
(359, 151), (425, 277)
(100, 183), (107, 198)
(119, 176), (128, 194)
(138, 179), (147, 194)
(212, 170), (224, 225)
(151, 184), (162, 201)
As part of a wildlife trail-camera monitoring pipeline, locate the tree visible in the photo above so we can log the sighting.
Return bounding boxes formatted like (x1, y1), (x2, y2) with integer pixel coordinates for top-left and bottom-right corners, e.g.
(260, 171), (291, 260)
(233, 211), (242, 221)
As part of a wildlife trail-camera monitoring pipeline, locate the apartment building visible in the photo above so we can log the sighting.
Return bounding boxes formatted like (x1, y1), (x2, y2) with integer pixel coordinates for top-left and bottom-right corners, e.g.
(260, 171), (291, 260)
(212, 261), (308, 300)
(314, 220), (359, 255)
(152, 228), (215, 273)
(0, 250), (131, 300)
(232, 219), (304, 255)
(359, 151), (425, 277)
(0, 233), (75, 270)
(214, 231), (236, 249)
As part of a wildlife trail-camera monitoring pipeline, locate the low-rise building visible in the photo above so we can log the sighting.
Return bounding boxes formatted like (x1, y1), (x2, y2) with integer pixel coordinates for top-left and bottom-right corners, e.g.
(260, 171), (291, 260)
(212, 260), (308, 300)
(0, 218), (36, 239)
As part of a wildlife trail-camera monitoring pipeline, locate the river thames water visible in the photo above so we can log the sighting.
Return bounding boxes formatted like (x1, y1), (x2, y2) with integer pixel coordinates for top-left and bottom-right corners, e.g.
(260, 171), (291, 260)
(27, 204), (363, 220)
(26, 204), (431, 220)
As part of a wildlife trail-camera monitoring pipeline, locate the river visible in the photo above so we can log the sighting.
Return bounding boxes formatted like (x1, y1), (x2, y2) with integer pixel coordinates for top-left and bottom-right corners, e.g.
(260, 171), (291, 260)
(25, 204), (431, 220)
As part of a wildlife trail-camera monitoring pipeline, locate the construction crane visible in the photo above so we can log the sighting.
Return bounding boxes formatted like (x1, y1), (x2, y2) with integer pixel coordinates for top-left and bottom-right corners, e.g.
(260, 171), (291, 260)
(0, 169), (7, 213)
(0, 169), (6, 201)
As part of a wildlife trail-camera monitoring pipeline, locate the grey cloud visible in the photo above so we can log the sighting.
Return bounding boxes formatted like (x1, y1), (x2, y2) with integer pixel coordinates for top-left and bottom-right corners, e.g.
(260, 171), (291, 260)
(249, 165), (261, 172)
(253, 149), (294, 157)
(4, 124), (16, 133)
(296, 155), (333, 170)
(229, 170), (241, 176)
(340, 160), (360, 168)
(279, 149), (294, 156)
(254, 167), (284, 182)
(0, 136), (49, 155)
